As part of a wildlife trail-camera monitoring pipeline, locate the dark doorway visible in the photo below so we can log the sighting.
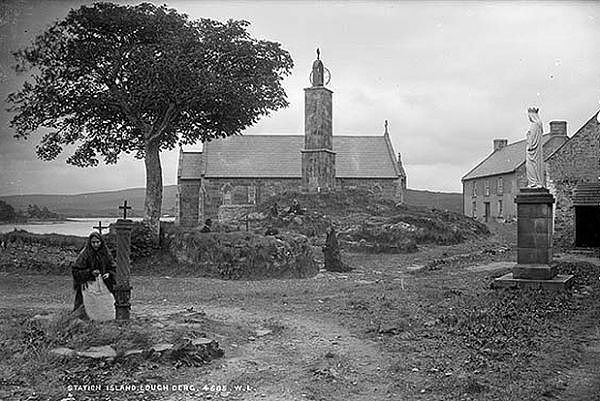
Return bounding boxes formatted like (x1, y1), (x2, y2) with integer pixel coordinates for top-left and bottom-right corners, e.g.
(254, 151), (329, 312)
(575, 206), (600, 248)
(484, 202), (490, 223)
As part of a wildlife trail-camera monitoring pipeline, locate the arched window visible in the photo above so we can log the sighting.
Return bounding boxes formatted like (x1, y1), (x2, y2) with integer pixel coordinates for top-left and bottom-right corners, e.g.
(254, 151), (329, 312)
(222, 183), (233, 206)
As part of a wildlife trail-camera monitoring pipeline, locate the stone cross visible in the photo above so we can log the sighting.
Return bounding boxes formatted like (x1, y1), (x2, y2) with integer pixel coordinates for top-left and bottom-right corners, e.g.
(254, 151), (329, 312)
(119, 200), (132, 220)
(93, 221), (107, 235)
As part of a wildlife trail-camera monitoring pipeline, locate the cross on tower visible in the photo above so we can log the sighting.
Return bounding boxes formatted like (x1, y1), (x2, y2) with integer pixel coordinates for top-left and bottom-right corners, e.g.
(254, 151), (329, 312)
(93, 220), (107, 235)
(119, 200), (132, 220)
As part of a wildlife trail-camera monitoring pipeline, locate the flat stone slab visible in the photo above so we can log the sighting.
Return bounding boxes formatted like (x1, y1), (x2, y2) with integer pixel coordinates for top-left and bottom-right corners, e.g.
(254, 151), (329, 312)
(77, 345), (117, 359)
(493, 273), (574, 291)
(50, 347), (75, 357)
(191, 338), (214, 346)
(467, 261), (514, 272)
(124, 349), (144, 357)
(151, 343), (174, 352)
(255, 329), (272, 337)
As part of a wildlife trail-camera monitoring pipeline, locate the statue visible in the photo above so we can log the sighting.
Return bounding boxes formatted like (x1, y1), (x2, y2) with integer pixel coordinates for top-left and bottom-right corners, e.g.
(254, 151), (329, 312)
(525, 107), (544, 188)
(310, 48), (324, 87)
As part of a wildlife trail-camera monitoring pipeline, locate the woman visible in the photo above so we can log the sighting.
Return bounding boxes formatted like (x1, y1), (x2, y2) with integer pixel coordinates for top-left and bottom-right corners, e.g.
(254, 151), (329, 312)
(72, 231), (117, 312)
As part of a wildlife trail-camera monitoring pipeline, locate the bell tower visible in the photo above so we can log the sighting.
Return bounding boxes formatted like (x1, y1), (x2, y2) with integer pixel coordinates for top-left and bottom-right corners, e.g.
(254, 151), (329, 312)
(302, 49), (336, 192)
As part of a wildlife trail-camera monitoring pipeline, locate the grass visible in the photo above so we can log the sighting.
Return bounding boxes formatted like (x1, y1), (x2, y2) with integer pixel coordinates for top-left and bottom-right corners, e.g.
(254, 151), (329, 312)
(1, 235), (599, 400)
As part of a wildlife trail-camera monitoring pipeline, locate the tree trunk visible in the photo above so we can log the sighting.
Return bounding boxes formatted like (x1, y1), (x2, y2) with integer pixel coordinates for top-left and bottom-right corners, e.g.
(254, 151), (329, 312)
(144, 139), (162, 239)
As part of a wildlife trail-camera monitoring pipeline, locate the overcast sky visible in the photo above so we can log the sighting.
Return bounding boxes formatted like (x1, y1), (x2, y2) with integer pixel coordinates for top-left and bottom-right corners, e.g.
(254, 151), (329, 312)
(1, 0), (599, 195)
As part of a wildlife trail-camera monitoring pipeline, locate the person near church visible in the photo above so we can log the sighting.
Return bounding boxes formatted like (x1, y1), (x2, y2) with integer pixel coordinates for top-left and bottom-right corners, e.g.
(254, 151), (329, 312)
(71, 231), (116, 312)
(200, 218), (212, 233)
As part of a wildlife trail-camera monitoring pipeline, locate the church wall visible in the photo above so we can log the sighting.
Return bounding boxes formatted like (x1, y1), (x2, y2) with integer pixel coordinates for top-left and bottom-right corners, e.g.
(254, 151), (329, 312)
(202, 177), (302, 220)
(178, 179), (202, 227)
(193, 176), (403, 224)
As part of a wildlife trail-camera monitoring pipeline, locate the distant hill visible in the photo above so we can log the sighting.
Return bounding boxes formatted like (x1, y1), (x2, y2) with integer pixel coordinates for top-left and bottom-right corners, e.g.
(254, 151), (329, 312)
(0, 186), (462, 217)
(0, 186), (178, 218)
(405, 189), (462, 213)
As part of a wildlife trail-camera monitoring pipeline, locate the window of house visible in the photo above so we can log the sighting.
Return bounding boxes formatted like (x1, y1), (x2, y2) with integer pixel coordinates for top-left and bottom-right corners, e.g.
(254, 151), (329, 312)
(472, 182), (477, 197)
(484, 181), (490, 196)
(498, 177), (503, 194)
(498, 199), (503, 217)
(472, 201), (477, 218)
(248, 185), (256, 204)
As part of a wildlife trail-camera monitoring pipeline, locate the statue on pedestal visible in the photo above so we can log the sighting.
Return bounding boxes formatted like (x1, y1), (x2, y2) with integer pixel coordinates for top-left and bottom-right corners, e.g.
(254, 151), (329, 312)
(525, 107), (544, 188)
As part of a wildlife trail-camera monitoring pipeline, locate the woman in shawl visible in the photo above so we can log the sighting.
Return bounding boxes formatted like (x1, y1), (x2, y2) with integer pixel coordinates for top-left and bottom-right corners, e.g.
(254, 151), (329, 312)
(72, 231), (117, 312)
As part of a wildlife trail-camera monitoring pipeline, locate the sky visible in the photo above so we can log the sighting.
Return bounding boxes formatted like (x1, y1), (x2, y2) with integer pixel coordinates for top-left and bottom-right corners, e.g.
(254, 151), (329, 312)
(1, 0), (599, 195)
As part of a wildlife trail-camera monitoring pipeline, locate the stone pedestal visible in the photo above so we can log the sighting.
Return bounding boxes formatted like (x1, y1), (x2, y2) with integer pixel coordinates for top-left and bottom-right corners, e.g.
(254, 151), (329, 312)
(494, 188), (574, 290)
(114, 219), (133, 320)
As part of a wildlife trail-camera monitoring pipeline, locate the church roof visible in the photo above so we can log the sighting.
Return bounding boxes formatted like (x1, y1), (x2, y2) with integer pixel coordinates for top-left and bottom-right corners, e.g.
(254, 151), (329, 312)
(179, 134), (400, 179)
(462, 134), (554, 181)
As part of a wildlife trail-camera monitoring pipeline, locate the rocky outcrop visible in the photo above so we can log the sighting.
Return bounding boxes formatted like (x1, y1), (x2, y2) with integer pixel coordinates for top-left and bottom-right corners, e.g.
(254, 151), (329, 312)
(167, 230), (317, 280)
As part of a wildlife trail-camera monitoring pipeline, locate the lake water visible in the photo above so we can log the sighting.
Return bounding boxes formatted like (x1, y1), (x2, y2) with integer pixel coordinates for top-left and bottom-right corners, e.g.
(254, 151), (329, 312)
(0, 217), (175, 237)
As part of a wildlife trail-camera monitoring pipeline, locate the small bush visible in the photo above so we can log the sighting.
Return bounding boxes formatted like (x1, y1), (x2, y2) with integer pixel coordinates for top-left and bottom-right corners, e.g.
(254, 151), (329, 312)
(0, 230), (85, 250)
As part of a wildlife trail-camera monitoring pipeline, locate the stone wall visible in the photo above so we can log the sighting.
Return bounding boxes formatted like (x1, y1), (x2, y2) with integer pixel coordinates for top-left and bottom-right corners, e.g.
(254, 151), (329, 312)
(546, 114), (600, 248)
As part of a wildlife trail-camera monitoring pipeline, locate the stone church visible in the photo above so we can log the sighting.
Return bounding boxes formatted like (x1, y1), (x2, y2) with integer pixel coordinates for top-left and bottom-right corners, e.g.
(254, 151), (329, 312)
(176, 51), (407, 226)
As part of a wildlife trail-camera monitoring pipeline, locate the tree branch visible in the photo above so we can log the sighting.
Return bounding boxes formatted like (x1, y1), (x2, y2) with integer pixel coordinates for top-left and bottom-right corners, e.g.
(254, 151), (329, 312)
(147, 102), (176, 143)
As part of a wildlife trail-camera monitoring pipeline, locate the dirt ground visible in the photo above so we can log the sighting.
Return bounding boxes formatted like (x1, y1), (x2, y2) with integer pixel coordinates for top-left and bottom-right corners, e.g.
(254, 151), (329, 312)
(1, 224), (599, 401)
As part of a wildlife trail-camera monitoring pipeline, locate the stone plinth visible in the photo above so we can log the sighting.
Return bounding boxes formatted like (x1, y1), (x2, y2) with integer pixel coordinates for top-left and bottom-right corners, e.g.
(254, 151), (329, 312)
(493, 188), (574, 291)
(114, 219), (133, 320)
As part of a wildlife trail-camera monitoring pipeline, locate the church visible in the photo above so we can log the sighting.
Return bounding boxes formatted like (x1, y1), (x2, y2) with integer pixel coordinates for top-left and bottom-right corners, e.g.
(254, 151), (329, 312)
(176, 51), (407, 226)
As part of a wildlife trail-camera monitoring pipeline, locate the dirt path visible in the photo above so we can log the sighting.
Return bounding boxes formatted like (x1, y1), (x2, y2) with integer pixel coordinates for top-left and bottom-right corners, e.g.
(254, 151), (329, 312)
(134, 302), (393, 401)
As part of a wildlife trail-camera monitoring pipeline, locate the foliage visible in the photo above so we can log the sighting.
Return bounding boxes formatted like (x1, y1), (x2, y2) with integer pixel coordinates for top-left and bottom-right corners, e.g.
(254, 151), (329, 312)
(25, 204), (61, 220)
(442, 262), (599, 370)
(0, 200), (19, 222)
(8, 2), (293, 225)
(105, 221), (158, 260)
(0, 229), (85, 249)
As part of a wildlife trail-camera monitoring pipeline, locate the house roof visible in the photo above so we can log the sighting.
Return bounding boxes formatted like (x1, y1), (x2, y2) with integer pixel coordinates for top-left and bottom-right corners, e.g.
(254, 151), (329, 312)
(179, 134), (400, 179)
(462, 134), (553, 181)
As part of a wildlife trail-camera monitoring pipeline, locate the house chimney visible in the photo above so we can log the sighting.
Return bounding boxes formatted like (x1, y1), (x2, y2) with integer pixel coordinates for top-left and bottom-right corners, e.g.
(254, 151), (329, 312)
(493, 139), (508, 152)
(549, 121), (567, 136)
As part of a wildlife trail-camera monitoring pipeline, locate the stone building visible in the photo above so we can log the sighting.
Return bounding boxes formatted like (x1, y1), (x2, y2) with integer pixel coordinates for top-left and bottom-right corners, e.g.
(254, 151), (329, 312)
(545, 112), (600, 248)
(462, 111), (600, 249)
(461, 121), (569, 222)
(176, 51), (407, 226)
